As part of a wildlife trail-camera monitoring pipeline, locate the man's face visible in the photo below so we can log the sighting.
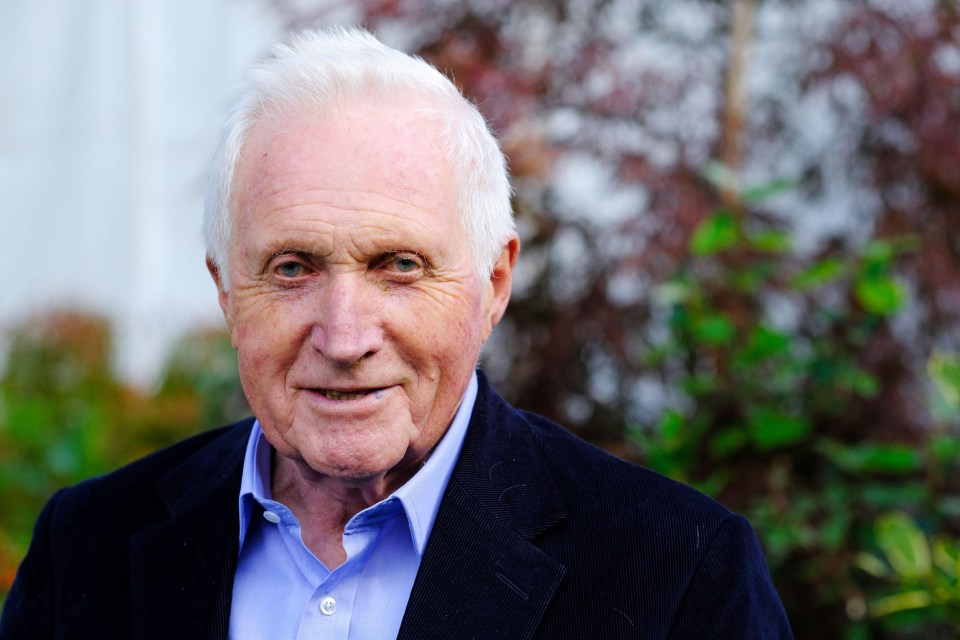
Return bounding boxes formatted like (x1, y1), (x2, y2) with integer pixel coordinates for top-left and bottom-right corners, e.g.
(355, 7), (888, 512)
(213, 99), (516, 485)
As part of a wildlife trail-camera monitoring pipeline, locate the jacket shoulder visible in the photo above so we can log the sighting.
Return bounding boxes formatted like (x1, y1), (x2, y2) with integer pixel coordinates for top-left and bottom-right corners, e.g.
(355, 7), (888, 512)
(497, 401), (791, 637)
(49, 418), (252, 528)
(0, 419), (253, 639)
(519, 408), (732, 525)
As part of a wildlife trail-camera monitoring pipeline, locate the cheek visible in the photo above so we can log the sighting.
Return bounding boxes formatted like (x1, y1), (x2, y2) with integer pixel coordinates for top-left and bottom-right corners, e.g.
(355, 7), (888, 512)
(234, 304), (298, 371)
(430, 311), (485, 366)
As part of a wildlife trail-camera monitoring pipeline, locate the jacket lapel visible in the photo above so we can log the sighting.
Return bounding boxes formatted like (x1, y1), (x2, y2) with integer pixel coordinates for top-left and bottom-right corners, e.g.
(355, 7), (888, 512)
(129, 422), (250, 640)
(399, 375), (567, 640)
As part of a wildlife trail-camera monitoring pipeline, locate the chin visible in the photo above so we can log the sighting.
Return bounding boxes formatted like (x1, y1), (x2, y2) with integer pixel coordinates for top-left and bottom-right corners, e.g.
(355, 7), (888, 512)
(304, 450), (406, 482)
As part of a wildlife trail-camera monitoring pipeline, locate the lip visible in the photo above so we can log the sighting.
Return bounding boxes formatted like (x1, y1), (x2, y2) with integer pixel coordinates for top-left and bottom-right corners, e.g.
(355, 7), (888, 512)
(309, 386), (387, 401)
(299, 384), (397, 409)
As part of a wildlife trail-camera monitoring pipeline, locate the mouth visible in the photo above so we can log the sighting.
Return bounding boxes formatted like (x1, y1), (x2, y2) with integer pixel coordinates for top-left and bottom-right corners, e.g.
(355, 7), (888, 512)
(311, 387), (386, 401)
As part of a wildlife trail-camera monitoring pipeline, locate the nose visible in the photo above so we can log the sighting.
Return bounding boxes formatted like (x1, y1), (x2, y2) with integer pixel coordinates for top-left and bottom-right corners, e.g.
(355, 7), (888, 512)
(309, 274), (383, 367)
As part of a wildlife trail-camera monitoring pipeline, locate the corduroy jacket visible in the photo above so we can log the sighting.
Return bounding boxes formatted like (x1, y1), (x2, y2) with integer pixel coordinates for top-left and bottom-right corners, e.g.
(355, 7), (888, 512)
(1, 371), (792, 639)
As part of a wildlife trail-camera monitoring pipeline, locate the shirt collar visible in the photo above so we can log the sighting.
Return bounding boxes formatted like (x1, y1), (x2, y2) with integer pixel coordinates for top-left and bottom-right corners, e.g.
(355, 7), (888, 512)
(237, 371), (479, 556)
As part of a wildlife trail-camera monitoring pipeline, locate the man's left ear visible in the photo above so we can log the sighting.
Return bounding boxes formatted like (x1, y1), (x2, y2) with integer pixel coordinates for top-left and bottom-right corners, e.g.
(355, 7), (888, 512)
(482, 234), (520, 342)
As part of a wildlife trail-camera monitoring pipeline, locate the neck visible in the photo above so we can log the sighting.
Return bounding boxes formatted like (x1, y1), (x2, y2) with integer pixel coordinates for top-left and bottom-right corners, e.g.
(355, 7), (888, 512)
(269, 452), (422, 568)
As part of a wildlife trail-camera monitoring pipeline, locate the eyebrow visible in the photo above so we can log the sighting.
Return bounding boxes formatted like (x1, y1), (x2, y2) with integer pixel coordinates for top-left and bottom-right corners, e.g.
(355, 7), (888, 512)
(266, 247), (298, 261)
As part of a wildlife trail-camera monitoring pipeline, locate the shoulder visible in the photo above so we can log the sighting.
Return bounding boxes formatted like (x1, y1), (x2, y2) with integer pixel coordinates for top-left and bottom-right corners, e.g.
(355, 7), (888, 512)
(470, 380), (791, 636)
(467, 374), (741, 562)
(46, 418), (253, 530)
(470, 373), (731, 527)
(0, 419), (254, 638)
(518, 406), (734, 534)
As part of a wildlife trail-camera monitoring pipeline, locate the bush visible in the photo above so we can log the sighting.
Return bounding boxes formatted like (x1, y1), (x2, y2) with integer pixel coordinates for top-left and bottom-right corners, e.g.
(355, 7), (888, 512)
(0, 311), (246, 605)
(631, 179), (960, 638)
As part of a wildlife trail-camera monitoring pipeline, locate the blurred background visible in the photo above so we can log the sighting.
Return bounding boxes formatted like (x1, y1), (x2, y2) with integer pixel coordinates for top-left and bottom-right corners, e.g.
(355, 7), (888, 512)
(1, 0), (959, 636)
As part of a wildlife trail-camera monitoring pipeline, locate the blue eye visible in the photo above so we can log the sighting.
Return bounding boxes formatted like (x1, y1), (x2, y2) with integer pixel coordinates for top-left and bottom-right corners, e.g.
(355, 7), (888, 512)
(393, 257), (419, 272)
(277, 262), (303, 277)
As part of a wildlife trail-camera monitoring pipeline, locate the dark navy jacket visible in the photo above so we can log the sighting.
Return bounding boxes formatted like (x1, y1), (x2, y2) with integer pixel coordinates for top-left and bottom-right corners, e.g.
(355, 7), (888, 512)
(1, 372), (793, 638)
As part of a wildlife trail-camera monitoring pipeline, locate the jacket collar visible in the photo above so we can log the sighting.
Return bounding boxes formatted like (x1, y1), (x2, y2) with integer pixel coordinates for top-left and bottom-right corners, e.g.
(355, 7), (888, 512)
(131, 421), (250, 640)
(399, 372), (568, 640)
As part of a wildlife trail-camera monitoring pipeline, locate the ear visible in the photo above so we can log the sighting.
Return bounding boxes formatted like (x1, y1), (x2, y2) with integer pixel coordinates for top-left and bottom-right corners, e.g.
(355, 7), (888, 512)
(481, 233), (520, 342)
(207, 257), (237, 341)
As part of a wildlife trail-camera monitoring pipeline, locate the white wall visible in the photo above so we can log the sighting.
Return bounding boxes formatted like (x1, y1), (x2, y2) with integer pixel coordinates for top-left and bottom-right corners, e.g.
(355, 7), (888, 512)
(0, 0), (286, 385)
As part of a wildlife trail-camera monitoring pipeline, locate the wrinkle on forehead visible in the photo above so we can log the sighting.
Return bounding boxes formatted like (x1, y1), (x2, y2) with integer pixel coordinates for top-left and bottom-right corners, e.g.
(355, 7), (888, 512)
(229, 102), (461, 262)
(235, 98), (453, 197)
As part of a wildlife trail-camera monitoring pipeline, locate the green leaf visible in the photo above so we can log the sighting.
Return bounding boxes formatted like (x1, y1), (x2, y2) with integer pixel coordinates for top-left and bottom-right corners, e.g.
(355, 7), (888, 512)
(855, 276), (906, 316)
(691, 213), (739, 256)
(870, 591), (932, 618)
(875, 511), (931, 579)
(747, 230), (792, 253)
(746, 326), (791, 360)
(930, 435), (960, 463)
(791, 257), (845, 290)
(863, 239), (896, 267)
(860, 445), (921, 473)
(658, 410), (684, 442)
(732, 269), (765, 292)
(856, 552), (892, 578)
(702, 161), (739, 193)
(929, 352), (960, 410)
(710, 426), (748, 458)
(652, 282), (692, 306)
(742, 178), (795, 204)
(821, 510), (851, 550)
(820, 442), (920, 474)
(931, 538), (959, 579)
(859, 236), (918, 271)
(861, 483), (927, 508)
(746, 407), (811, 450)
(850, 370), (880, 398)
(692, 313), (736, 345)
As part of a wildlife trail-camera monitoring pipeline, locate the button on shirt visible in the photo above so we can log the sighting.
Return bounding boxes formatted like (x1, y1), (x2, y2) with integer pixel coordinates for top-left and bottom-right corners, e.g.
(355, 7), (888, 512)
(228, 373), (478, 639)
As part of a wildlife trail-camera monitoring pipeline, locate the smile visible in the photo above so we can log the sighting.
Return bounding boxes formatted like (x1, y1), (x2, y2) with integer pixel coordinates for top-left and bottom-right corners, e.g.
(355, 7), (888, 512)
(314, 387), (386, 401)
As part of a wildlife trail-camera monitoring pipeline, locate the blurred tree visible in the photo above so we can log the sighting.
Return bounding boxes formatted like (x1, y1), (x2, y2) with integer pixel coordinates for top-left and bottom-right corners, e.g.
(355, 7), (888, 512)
(247, 1), (960, 636)
(0, 312), (245, 605)
(824, 1), (960, 349)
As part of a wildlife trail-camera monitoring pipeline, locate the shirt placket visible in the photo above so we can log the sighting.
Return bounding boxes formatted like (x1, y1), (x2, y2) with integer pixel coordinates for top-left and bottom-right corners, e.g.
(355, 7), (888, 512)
(294, 513), (385, 639)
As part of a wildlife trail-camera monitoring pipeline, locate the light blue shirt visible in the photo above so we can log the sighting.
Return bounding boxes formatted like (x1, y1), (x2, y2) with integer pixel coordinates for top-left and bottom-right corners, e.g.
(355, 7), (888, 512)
(228, 372), (477, 639)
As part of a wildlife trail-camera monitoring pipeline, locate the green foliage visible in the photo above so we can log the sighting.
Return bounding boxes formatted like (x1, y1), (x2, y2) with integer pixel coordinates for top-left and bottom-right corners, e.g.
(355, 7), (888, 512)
(157, 329), (249, 433)
(632, 175), (960, 637)
(929, 352), (960, 425)
(639, 201), (905, 485)
(0, 312), (245, 605)
(857, 512), (960, 633)
(690, 211), (740, 256)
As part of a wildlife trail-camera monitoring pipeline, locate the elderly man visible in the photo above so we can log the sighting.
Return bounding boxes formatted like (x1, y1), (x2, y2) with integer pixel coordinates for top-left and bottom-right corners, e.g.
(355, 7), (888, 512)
(1, 28), (792, 639)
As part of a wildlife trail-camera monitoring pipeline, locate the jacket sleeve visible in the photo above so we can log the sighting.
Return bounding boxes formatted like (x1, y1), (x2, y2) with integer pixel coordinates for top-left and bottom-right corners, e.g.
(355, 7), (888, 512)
(0, 490), (61, 640)
(667, 514), (794, 639)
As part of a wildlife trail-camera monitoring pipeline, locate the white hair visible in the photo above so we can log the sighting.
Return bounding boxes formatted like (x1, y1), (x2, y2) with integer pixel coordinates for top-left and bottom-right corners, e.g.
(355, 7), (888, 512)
(203, 27), (514, 290)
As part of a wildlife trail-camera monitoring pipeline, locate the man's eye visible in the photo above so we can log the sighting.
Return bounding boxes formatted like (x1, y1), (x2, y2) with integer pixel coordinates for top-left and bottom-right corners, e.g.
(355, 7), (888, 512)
(277, 262), (305, 277)
(392, 257), (420, 273)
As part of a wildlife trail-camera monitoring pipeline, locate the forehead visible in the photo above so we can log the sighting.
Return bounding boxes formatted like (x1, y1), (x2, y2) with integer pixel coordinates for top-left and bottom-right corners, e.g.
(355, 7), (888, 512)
(232, 98), (458, 229)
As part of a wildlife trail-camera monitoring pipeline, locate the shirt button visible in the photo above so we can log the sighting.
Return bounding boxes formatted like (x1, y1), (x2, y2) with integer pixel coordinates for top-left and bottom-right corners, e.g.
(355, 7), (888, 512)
(319, 596), (337, 616)
(262, 510), (281, 524)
